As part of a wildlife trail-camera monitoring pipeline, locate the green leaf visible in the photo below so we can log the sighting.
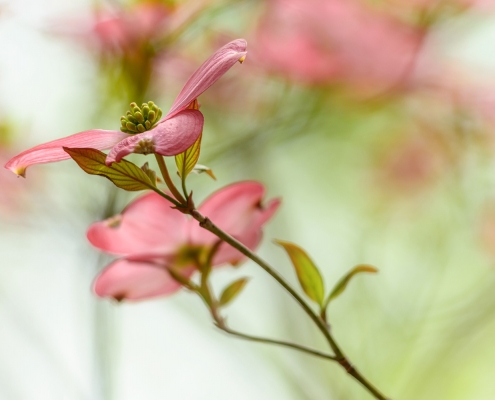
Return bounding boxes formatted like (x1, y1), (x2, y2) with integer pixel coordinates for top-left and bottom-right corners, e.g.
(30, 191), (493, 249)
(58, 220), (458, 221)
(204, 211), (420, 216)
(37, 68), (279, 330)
(63, 147), (156, 191)
(324, 264), (378, 308)
(175, 133), (202, 179)
(192, 164), (216, 180)
(275, 240), (325, 306)
(219, 278), (249, 306)
(140, 162), (157, 184)
(168, 268), (196, 292)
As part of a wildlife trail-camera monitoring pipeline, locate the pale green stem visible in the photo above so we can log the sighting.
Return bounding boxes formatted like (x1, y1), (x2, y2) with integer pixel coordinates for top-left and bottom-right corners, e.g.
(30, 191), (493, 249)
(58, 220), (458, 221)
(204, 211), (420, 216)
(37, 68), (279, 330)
(189, 209), (390, 400)
(150, 187), (181, 208)
(215, 323), (338, 362)
(152, 189), (390, 400)
(154, 154), (186, 204)
(194, 262), (338, 362)
(189, 210), (339, 351)
(181, 176), (189, 201)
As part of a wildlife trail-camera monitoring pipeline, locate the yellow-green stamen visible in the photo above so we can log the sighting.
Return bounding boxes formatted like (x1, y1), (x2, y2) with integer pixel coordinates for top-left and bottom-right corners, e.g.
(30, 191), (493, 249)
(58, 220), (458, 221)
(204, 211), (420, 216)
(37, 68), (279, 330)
(120, 101), (163, 134)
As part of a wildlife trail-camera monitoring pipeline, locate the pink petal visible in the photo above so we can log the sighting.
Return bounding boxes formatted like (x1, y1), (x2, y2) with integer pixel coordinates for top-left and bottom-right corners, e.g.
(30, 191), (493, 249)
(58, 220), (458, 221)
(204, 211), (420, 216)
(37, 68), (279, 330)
(5, 130), (130, 177)
(191, 181), (281, 265)
(196, 181), (274, 236)
(165, 39), (247, 118)
(213, 229), (262, 267)
(88, 192), (188, 256)
(105, 109), (203, 165)
(93, 259), (184, 301)
(212, 198), (281, 266)
(254, 0), (422, 92)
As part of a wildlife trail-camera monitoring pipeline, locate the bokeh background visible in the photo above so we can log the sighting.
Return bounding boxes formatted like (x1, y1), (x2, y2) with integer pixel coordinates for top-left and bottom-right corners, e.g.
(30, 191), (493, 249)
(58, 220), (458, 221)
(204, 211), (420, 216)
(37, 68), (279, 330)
(2, 0), (495, 399)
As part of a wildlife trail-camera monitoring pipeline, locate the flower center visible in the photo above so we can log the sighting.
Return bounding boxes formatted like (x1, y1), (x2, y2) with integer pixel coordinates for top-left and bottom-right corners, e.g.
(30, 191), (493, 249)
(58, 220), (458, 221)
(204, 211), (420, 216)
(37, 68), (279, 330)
(120, 101), (163, 134)
(175, 246), (207, 268)
(134, 138), (155, 155)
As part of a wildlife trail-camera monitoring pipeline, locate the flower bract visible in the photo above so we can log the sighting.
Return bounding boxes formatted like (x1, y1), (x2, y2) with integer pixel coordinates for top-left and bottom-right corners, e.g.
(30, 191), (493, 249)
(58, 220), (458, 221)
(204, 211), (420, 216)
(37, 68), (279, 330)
(88, 181), (280, 301)
(5, 39), (247, 177)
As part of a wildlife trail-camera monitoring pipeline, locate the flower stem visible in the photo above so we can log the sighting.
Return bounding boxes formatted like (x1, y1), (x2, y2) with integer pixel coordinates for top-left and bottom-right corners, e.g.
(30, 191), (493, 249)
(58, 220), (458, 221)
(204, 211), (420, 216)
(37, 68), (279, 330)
(189, 209), (390, 400)
(180, 174), (189, 201)
(154, 154), (186, 204)
(189, 211), (336, 347)
(214, 323), (337, 362)
(194, 263), (338, 362)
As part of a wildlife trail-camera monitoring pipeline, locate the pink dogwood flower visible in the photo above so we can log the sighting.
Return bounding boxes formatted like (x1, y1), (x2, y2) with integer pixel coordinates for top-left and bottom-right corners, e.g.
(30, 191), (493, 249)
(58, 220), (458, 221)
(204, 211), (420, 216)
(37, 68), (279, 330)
(89, 2), (171, 56)
(5, 39), (247, 177)
(50, 2), (172, 57)
(253, 0), (423, 92)
(87, 181), (280, 301)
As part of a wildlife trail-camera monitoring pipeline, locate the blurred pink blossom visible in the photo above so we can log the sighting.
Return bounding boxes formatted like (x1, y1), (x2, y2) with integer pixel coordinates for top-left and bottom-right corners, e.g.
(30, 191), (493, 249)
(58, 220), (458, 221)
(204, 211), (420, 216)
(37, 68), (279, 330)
(56, 1), (207, 57)
(252, 0), (425, 93)
(88, 181), (280, 301)
(89, 2), (171, 55)
(416, 61), (495, 130)
(5, 39), (247, 176)
(376, 132), (448, 193)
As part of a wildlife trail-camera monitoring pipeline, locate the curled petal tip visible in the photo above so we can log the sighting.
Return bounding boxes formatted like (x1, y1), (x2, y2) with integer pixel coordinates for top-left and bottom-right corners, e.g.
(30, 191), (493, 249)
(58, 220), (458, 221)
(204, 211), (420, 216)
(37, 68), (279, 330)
(230, 38), (247, 52)
(167, 39), (249, 117)
(5, 164), (26, 178)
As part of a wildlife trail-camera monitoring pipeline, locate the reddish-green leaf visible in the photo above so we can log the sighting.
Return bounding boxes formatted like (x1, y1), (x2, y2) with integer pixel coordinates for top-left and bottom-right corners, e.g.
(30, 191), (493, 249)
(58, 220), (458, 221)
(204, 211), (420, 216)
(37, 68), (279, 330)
(64, 147), (156, 191)
(324, 264), (378, 308)
(175, 133), (202, 179)
(219, 278), (249, 306)
(275, 240), (325, 306)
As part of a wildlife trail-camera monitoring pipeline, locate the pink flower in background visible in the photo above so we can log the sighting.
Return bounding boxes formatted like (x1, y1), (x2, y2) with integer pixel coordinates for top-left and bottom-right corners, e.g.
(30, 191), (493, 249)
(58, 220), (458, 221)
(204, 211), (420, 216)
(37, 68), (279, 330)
(5, 39), (247, 177)
(90, 0), (218, 54)
(89, 2), (172, 55)
(88, 181), (280, 301)
(51, 0), (215, 76)
(376, 131), (448, 194)
(253, 0), (424, 93)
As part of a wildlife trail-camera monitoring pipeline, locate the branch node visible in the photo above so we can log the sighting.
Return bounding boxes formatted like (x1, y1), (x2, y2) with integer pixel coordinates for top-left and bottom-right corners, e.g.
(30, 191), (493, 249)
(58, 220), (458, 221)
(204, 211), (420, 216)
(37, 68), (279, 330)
(338, 358), (355, 374)
(200, 216), (211, 228)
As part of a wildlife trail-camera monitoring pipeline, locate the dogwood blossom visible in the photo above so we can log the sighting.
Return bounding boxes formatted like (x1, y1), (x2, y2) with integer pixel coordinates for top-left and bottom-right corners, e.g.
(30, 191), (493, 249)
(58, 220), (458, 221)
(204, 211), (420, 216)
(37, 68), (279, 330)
(5, 39), (247, 176)
(88, 181), (280, 301)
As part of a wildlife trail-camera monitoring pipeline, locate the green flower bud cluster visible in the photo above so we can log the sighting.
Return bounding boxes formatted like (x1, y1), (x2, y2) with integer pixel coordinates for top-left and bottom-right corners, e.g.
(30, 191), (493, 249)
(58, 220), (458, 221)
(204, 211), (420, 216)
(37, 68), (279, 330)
(120, 101), (163, 134)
